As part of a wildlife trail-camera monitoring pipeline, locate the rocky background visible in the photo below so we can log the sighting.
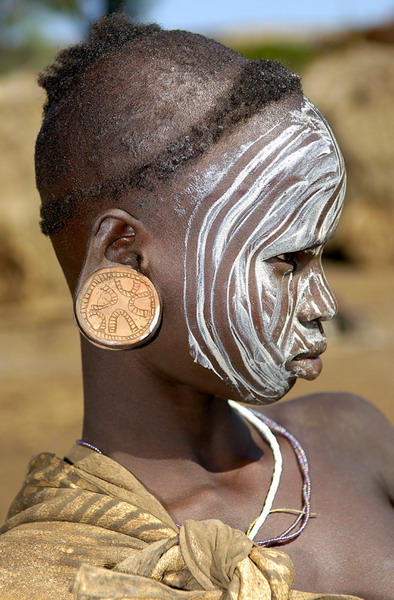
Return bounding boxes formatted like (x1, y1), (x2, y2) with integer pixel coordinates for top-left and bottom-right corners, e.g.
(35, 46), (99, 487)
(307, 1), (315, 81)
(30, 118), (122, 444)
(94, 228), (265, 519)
(0, 26), (393, 522)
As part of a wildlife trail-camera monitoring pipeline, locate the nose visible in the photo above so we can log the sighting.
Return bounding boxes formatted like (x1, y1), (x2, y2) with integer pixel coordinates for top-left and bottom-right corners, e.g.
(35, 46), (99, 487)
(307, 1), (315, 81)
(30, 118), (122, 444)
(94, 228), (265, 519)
(297, 270), (338, 324)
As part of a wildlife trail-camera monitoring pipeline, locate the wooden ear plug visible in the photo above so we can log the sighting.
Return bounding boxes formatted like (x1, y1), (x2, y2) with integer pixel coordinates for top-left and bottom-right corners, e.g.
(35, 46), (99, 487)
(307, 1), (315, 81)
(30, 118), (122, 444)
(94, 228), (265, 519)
(74, 266), (161, 350)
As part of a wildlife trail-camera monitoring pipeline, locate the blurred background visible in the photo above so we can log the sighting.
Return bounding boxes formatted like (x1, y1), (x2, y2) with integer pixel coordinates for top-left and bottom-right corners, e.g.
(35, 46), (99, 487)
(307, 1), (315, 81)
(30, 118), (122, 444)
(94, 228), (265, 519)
(0, 0), (393, 522)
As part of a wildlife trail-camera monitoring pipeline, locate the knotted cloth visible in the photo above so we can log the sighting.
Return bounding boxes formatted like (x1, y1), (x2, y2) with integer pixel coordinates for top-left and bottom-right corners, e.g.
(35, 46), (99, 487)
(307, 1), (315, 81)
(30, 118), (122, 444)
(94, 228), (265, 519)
(0, 447), (363, 600)
(74, 518), (358, 600)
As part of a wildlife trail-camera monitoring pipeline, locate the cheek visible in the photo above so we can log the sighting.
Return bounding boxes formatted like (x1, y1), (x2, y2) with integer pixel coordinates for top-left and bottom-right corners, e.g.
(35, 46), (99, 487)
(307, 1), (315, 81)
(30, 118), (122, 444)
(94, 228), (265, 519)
(251, 258), (298, 353)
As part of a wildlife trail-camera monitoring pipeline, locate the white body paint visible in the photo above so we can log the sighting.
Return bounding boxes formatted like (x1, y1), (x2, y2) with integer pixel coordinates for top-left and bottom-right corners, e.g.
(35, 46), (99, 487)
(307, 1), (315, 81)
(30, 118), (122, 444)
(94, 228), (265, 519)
(183, 98), (346, 402)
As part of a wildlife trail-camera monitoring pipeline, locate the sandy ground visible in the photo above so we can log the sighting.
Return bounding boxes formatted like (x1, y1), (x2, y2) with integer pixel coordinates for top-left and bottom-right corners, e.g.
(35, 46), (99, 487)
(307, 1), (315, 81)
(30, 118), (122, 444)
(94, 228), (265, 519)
(0, 263), (392, 524)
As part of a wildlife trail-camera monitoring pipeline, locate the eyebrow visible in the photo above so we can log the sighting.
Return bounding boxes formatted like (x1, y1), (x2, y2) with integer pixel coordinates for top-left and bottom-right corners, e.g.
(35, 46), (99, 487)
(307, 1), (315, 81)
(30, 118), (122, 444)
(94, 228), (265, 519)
(301, 243), (322, 252)
(273, 242), (325, 257)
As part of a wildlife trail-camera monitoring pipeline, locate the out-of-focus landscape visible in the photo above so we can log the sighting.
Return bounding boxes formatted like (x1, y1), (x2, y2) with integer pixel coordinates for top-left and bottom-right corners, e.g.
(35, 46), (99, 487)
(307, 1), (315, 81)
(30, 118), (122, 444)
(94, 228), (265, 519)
(0, 3), (393, 523)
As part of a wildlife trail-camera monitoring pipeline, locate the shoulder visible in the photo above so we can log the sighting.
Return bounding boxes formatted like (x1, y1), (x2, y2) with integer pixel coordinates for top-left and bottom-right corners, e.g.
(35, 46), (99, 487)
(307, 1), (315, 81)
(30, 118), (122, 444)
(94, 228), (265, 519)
(262, 392), (394, 499)
(0, 521), (75, 599)
(0, 518), (137, 599)
(264, 391), (392, 434)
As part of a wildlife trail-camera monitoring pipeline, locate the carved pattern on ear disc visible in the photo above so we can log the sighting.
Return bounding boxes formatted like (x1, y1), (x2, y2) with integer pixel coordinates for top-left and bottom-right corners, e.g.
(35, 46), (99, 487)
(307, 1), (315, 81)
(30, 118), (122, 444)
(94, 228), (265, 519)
(74, 266), (161, 350)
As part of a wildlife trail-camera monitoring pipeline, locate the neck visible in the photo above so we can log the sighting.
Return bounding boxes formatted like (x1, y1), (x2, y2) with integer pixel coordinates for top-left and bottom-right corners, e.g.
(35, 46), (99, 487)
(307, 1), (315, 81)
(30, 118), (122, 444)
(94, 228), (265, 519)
(80, 339), (264, 476)
(79, 340), (312, 545)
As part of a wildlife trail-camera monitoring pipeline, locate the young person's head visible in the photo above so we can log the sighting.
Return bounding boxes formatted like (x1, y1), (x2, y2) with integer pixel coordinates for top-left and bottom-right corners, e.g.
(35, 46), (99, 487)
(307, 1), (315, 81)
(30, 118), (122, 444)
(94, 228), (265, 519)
(35, 14), (346, 406)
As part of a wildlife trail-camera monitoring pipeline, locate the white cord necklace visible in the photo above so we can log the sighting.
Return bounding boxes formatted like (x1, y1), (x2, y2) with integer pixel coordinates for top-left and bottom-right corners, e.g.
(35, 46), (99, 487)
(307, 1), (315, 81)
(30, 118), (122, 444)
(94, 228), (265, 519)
(228, 399), (283, 540)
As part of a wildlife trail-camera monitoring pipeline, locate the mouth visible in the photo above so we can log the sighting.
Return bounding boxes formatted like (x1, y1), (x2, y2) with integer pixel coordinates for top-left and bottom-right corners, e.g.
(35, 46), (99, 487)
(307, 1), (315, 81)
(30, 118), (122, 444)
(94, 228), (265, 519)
(286, 342), (327, 380)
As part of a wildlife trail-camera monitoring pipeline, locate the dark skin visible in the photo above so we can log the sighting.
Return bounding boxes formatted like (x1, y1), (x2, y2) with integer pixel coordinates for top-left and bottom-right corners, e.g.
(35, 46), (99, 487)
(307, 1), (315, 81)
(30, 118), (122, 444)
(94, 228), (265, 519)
(48, 86), (394, 599)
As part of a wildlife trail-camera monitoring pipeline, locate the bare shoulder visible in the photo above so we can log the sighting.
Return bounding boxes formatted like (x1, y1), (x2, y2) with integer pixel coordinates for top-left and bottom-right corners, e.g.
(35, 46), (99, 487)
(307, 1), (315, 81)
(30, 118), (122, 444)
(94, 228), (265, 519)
(261, 392), (394, 499)
(263, 392), (393, 433)
(264, 391), (393, 437)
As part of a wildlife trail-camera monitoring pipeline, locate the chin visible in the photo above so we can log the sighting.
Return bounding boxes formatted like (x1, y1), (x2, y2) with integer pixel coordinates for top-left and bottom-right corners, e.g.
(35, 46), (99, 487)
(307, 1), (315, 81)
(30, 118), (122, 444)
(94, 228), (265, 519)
(231, 376), (297, 406)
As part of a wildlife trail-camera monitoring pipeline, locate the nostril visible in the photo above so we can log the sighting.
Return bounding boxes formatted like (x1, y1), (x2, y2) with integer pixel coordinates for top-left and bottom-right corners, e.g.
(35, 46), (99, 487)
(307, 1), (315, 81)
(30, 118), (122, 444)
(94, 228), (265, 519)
(316, 321), (324, 335)
(297, 284), (337, 324)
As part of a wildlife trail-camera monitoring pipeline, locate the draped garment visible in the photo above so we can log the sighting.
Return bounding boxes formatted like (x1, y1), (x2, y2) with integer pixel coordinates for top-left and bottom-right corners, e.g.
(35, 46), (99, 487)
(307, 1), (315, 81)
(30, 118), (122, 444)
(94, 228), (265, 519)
(0, 446), (363, 600)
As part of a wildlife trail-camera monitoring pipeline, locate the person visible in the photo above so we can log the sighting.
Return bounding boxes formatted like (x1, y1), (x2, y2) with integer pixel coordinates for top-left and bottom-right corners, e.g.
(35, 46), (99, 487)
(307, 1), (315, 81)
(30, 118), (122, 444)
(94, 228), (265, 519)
(0, 13), (392, 600)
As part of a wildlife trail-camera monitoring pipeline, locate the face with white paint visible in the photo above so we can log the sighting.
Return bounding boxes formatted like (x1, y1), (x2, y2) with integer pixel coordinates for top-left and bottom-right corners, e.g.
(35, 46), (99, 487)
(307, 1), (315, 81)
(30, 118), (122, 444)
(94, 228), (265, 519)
(183, 97), (346, 404)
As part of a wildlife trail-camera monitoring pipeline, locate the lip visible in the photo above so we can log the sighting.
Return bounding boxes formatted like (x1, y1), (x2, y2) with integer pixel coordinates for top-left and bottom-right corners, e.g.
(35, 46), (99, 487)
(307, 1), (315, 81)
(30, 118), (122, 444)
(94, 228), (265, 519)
(286, 341), (327, 380)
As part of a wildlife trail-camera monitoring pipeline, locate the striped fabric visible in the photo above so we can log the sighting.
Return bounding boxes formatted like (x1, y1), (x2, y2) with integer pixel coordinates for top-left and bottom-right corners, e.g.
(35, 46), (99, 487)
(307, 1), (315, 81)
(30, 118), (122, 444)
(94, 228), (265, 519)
(0, 446), (363, 600)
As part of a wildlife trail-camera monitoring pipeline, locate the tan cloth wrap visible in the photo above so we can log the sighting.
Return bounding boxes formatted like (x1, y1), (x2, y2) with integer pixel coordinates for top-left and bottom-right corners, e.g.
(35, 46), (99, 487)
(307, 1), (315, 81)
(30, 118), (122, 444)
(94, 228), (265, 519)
(0, 448), (363, 600)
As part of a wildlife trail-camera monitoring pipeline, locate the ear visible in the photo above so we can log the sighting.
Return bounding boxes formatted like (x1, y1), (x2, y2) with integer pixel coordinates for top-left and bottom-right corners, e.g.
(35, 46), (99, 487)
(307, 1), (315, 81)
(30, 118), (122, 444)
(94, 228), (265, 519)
(75, 208), (147, 296)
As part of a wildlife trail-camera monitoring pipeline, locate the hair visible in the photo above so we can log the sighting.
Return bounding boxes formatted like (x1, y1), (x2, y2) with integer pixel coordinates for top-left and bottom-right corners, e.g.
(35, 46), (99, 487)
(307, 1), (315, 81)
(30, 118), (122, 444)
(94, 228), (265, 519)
(36, 13), (302, 236)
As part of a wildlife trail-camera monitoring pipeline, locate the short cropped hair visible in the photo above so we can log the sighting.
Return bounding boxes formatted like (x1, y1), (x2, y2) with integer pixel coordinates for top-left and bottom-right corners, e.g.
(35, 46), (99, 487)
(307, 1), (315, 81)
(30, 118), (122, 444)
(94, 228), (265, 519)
(36, 14), (302, 235)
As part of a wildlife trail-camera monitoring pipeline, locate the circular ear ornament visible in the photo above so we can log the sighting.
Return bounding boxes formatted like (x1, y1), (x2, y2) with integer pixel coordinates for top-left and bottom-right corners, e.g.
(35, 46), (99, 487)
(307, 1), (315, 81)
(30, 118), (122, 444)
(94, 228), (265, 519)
(74, 266), (161, 350)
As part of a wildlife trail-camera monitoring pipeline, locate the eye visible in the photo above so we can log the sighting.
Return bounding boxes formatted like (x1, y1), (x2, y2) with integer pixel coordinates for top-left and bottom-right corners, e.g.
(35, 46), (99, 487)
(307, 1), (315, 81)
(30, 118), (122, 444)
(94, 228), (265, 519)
(273, 253), (297, 272)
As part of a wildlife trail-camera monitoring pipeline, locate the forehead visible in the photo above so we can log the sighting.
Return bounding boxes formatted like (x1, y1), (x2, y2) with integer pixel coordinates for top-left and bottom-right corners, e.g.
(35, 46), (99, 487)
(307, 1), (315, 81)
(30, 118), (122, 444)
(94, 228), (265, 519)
(188, 97), (346, 257)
